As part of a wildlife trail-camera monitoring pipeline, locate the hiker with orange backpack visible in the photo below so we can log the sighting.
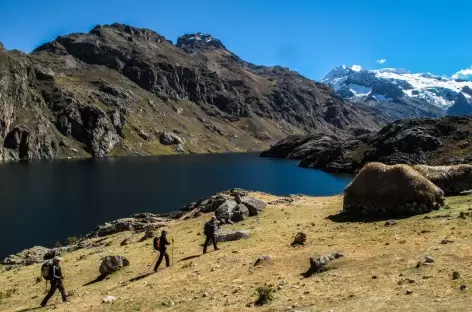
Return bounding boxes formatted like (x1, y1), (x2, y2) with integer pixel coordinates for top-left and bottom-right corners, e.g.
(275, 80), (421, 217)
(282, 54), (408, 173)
(153, 230), (171, 272)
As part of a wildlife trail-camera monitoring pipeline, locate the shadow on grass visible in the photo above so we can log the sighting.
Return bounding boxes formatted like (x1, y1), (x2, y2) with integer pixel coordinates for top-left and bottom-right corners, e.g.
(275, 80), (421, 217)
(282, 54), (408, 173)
(83, 274), (107, 286)
(128, 273), (153, 283)
(178, 255), (201, 262)
(16, 308), (42, 312)
(326, 211), (416, 223)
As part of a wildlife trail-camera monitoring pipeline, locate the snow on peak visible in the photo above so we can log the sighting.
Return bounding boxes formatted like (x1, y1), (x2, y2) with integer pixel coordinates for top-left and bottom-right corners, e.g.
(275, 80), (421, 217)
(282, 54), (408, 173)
(322, 65), (472, 109)
(351, 65), (363, 72)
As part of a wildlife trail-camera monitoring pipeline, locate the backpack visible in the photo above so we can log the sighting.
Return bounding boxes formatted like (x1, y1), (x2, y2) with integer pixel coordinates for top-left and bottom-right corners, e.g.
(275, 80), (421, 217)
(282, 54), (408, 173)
(153, 237), (161, 250)
(204, 221), (213, 236)
(41, 260), (53, 281)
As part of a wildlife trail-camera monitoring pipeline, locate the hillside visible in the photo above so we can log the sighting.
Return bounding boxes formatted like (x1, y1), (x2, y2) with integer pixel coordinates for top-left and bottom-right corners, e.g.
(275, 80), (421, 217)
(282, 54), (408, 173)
(261, 116), (472, 173)
(0, 24), (383, 161)
(2, 193), (472, 312)
(322, 65), (472, 121)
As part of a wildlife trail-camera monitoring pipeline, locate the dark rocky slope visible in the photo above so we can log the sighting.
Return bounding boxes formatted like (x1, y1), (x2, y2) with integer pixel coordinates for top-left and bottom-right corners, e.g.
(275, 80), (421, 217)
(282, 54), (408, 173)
(261, 116), (472, 173)
(0, 24), (383, 161)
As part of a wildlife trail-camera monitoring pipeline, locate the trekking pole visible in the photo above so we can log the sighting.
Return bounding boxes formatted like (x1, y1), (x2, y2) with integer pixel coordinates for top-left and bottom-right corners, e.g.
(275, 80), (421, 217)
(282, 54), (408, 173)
(171, 238), (174, 265)
(147, 253), (159, 274)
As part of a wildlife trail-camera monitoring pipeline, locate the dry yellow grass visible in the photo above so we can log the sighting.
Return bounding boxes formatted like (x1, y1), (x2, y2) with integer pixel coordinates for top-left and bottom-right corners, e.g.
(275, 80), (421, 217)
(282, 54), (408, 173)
(2, 193), (472, 312)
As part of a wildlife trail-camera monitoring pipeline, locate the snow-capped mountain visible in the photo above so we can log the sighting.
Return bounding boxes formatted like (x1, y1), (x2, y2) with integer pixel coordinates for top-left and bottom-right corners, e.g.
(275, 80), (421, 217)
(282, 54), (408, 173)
(322, 65), (472, 120)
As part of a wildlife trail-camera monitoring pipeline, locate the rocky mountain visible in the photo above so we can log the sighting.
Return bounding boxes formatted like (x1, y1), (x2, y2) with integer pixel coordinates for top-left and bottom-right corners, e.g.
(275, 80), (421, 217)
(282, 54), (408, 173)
(261, 116), (472, 173)
(0, 24), (384, 161)
(322, 65), (472, 120)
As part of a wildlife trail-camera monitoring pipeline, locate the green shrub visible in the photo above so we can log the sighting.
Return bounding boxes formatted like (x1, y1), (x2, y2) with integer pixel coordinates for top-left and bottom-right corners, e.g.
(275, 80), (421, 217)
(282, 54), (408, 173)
(255, 284), (276, 306)
(54, 241), (62, 248)
(66, 236), (80, 245)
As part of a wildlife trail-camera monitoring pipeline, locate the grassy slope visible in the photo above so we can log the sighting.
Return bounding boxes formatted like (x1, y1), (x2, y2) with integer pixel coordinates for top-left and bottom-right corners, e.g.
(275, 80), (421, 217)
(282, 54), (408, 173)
(2, 194), (472, 312)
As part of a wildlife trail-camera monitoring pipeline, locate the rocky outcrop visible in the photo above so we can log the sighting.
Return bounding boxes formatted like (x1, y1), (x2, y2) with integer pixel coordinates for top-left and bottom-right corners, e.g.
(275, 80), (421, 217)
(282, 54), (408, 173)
(183, 189), (265, 223)
(215, 229), (250, 243)
(86, 215), (169, 238)
(99, 256), (130, 276)
(262, 116), (472, 174)
(159, 132), (183, 146)
(1, 245), (81, 267)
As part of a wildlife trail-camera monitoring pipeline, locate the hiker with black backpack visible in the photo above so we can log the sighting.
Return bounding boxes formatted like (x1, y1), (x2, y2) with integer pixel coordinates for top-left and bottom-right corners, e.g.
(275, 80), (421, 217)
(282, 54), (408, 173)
(153, 230), (171, 272)
(203, 216), (220, 254)
(40, 256), (67, 307)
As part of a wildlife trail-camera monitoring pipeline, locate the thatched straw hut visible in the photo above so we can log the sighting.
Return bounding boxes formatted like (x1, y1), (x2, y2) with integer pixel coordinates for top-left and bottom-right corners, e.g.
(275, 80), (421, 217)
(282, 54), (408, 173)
(412, 164), (472, 196)
(344, 162), (444, 216)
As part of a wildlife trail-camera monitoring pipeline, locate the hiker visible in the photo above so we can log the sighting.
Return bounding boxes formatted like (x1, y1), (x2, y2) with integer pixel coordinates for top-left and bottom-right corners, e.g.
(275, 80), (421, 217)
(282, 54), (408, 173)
(153, 230), (171, 272)
(41, 256), (67, 307)
(203, 216), (220, 254)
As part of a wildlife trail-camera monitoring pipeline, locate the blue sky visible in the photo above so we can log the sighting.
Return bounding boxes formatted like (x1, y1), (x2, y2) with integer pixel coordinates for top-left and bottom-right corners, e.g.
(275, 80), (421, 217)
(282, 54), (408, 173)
(0, 0), (470, 80)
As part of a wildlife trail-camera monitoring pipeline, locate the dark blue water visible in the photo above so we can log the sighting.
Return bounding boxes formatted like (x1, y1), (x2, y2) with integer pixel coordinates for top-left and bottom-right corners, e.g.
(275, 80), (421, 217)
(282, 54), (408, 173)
(0, 153), (351, 259)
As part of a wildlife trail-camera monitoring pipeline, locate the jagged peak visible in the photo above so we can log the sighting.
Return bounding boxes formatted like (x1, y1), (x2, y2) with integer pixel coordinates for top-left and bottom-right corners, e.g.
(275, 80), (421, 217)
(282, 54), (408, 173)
(176, 32), (226, 52)
(90, 23), (170, 43)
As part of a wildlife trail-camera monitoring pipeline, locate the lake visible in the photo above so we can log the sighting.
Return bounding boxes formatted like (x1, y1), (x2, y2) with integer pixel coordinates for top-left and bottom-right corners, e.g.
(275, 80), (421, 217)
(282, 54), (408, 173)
(0, 153), (351, 259)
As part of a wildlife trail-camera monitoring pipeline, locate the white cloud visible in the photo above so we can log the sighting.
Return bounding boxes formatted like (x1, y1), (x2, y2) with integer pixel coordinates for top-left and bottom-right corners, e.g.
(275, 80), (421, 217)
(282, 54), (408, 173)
(376, 58), (387, 64)
(452, 66), (472, 80)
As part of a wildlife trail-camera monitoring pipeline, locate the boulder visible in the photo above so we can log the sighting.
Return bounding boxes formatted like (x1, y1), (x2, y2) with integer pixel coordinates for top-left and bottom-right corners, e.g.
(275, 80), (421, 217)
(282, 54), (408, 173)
(241, 197), (267, 216)
(99, 256), (130, 276)
(215, 200), (237, 221)
(102, 295), (117, 304)
(292, 232), (307, 246)
(139, 229), (154, 242)
(231, 204), (250, 222)
(343, 162), (445, 216)
(159, 132), (183, 145)
(215, 230), (250, 243)
(304, 252), (344, 276)
(254, 255), (274, 266)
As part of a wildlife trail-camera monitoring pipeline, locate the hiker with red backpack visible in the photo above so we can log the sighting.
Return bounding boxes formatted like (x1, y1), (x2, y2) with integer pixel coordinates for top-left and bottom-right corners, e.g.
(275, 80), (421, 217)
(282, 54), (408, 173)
(153, 230), (171, 272)
(40, 256), (68, 307)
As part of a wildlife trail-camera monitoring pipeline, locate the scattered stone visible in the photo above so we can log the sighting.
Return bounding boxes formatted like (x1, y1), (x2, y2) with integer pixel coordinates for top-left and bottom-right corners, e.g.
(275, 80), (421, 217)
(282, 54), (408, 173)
(372, 275), (378, 279)
(453, 271), (461, 280)
(384, 220), (397, 226)
(441, 238), (455, 244)
(425, 256), (435, 264)
(78, 255), (87, 261)
(203, 292), (209, 297)
(102, 295), (117, 303)
(120, 238), (129, 246)
(304, 252), (344, 277)
(291, 232), (307, 247)
(460, 285), (468, 291)
(139, 230), (154, 242)
(416, 261), (422, 268)
(398, 279), (415, 285)
(99, 256), (130, 276)
(254, 255), (274, 266)
(406, 290), (413, 295)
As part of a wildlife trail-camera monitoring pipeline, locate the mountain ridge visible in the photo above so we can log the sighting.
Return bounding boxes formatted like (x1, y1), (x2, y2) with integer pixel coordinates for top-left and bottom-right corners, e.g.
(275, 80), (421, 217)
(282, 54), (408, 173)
(0, 23), (383, 161)
(322, 65), (472, 120)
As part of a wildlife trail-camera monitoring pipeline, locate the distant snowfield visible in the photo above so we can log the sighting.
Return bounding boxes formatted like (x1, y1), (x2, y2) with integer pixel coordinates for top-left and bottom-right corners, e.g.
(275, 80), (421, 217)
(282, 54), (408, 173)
(323, 65), (472, 109)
